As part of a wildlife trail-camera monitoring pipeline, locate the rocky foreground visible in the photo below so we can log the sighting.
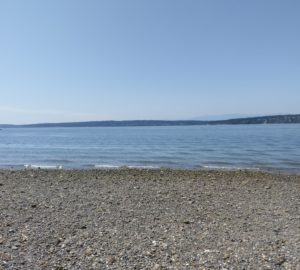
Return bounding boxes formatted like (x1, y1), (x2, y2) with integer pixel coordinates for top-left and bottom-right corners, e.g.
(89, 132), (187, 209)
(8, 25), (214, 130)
(0, 169), (300, 269)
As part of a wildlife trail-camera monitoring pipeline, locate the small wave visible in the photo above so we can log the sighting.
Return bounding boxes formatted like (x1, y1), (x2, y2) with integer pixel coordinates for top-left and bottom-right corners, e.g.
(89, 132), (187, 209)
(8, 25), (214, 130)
(94, 164), (160, 169)
(202, 165), (260, 171)
(0, 164), (25, 169)
(24, 164), (63, 169)
(127, 165), (160, 169)
(94, 164), (120, 169)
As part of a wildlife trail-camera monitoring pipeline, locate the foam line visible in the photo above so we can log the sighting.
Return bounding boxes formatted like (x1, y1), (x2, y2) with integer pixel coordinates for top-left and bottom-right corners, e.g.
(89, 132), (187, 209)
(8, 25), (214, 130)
(24, 164), (63, 169)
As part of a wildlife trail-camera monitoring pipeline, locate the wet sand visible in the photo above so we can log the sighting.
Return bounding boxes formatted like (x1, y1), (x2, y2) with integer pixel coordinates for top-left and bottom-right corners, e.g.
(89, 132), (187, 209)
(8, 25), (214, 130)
(1, 169), (300, 269)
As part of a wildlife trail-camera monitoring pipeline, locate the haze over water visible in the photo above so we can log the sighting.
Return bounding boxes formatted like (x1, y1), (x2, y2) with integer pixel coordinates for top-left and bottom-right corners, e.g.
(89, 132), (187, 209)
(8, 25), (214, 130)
(1, 124), (300, 174)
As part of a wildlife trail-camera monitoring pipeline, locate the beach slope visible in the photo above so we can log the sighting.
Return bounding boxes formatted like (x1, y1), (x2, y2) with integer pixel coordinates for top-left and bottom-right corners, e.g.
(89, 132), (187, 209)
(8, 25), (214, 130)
(1, 169), (300, 269)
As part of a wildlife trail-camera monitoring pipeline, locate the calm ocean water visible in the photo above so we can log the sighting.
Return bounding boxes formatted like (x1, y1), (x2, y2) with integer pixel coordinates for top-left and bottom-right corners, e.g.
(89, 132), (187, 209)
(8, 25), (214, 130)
(0, 125), (300, 173)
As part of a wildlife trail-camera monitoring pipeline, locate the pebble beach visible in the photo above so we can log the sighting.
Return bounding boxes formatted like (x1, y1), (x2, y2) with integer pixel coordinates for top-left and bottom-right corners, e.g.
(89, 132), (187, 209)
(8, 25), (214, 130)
(1, 169), (300, 269)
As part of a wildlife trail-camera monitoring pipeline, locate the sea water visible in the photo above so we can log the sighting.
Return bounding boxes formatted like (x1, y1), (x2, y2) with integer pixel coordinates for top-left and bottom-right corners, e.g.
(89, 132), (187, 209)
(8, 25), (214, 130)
(0, 124), (300, 173)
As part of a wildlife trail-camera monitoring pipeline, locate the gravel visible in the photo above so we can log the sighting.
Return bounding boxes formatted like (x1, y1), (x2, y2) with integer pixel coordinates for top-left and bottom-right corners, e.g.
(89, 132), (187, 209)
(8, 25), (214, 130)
(0, 169), (300, 269)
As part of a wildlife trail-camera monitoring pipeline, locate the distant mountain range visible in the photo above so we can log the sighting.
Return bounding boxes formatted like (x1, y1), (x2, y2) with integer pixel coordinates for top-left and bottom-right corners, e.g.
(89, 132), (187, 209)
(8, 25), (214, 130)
(0, 114), (300, 128)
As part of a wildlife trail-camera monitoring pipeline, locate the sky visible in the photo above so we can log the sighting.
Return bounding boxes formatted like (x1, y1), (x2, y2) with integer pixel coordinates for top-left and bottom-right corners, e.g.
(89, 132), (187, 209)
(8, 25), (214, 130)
(0, 0), (299, 124)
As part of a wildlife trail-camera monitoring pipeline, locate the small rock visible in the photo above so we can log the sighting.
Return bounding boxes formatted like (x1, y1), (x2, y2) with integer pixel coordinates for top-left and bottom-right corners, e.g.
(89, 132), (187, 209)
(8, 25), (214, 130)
(56, 238), (63, 245)
(84, 247), (93, 256)
(21, 234), (28, 242)
(152, 240), (158, 247)
(161, 242), (168, 249)
(107, 256), (116, 265)
(223, 253), (230, 260)
(1, 253), (12, 261)
(275, 256), (286, 266)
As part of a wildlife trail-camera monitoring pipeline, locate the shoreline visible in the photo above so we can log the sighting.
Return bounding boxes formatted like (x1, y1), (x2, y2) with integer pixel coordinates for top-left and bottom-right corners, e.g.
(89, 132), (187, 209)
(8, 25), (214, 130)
(1, 169), (300, 269)
(0, 166), (299, 176)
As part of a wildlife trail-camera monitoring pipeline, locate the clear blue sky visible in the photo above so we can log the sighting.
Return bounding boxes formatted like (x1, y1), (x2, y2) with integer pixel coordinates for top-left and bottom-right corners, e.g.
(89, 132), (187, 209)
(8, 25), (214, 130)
(0, 0), (299, 124)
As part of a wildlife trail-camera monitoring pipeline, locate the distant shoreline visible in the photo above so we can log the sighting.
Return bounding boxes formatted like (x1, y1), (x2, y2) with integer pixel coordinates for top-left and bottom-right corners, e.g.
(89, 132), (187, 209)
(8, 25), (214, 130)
(1, 114), (300, 128)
